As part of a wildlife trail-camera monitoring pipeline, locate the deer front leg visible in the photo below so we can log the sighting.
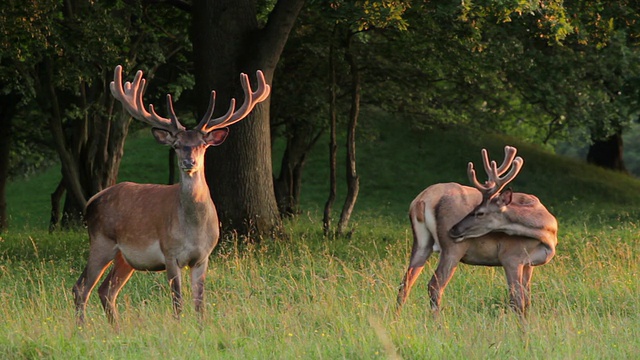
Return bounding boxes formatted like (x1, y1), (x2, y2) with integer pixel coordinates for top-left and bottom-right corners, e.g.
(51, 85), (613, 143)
(503, 263), (526, 315)
(190, 259), (209, 316)
(73, 241), (117, 325)
(166, 259), (183, 318)
(428, 253), (460, 312)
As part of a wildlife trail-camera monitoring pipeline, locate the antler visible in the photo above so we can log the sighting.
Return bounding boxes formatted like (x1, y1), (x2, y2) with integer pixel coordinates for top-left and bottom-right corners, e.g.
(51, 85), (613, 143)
(110, 65), (185, 133)
(467, 146), (524, 199)
(195, 70), (271, 134)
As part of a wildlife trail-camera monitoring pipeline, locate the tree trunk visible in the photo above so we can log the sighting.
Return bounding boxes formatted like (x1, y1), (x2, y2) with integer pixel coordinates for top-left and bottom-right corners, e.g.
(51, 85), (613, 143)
(0, 94), (18, 232)
(168, 148), (177, 185)
(191, 0), (304, 237)
(39, 60), (89, 219)
(587, 131), (628, 173)
(337, 34), (361, 236)
(42, 64), (131, 229)
(49, 180), (65, 232)
(274, 125), (322, 216)
(323, 31), (338, 236)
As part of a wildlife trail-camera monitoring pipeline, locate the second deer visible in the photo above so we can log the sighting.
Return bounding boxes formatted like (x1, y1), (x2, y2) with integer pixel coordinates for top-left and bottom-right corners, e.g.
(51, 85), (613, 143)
(396, 146), (557, 315)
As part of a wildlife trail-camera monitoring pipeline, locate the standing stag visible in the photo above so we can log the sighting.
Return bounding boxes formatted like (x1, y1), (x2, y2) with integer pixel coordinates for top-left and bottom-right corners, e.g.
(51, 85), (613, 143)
(73, 65), (270, 324)
(396, 146), (557, 315)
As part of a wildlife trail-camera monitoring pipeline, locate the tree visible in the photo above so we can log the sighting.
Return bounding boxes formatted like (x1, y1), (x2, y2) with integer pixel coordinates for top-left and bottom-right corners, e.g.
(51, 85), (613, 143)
(191, 0), (305, 237)
(0, 0), (59, 231)
(33, 1), (191, 229)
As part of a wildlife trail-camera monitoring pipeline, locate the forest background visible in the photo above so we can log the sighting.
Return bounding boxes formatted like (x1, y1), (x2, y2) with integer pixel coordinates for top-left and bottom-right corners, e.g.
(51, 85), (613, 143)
(1, 0), (640, 235)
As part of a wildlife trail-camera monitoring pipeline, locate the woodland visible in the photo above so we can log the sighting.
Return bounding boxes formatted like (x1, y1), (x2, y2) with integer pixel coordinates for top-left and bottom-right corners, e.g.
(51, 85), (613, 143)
(1, 0), (639, 235)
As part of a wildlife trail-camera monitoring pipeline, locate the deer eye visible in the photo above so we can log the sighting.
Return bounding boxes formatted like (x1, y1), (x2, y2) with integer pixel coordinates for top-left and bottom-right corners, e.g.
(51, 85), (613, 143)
(475, 211), (486, 218)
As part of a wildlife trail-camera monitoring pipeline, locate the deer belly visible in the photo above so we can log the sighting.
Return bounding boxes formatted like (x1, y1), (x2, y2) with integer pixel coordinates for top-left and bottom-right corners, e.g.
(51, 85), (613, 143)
(460, 240), (502, 266)
(117, 242), (166, 271)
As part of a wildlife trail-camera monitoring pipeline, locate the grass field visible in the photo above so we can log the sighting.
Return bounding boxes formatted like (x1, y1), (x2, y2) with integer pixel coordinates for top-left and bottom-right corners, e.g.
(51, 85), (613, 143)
(1, 113), (639, 359)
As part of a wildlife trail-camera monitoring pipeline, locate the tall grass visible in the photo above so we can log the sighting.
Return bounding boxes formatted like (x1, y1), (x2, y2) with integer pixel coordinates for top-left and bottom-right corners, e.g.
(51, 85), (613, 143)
(2, 111), (639, 358)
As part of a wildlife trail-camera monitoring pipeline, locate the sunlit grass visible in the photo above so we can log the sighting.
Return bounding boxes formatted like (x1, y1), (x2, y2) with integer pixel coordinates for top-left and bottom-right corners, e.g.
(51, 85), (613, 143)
(0, 216), (638, 358)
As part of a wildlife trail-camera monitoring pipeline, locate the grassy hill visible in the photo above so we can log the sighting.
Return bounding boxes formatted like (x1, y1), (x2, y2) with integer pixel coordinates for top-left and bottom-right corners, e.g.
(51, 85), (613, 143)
(1, 110), (639, 358)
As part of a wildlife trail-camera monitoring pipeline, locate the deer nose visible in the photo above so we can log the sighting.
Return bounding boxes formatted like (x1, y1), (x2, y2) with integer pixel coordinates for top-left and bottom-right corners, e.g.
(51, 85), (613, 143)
(181, 158), (197, 170)
(448, 226), (464, 242)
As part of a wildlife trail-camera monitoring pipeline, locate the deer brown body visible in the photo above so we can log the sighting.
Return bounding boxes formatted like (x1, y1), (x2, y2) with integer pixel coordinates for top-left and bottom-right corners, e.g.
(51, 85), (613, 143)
(73, 65), (270, 324)
(397, 146), (557, 315)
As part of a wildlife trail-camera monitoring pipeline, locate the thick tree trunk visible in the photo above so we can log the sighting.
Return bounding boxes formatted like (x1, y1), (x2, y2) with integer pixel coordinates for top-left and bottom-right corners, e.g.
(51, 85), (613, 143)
(0, 94), (18, 231)
(587, 131), (627, 173)
(191, 0), (304, 237)
(337, 35), (361, 236)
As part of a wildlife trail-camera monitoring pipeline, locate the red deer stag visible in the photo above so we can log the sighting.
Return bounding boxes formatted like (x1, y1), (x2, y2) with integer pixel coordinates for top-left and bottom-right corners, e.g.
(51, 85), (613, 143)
(73, 65), (270, 324)
(396, 146), (557, 315)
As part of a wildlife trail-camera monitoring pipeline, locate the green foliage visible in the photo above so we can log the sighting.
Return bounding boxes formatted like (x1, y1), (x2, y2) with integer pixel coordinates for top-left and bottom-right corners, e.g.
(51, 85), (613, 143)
(323, 0), (411, 31)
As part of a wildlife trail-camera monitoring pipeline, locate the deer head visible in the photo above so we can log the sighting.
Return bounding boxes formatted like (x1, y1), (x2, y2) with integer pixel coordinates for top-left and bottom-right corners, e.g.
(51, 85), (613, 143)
(449, 146), (524, 241)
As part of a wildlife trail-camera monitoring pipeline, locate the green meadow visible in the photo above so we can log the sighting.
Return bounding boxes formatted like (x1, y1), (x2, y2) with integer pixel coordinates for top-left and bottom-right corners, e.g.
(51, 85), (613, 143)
(1, 114), (639, 359)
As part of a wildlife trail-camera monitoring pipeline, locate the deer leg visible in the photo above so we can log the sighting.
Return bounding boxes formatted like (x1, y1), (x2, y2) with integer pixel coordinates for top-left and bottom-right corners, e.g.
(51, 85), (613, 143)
(503, 263), (526, 314)
(397, 216), (434, 312)
(73, 238), (117, 325)
(190, 259), (209, 316)
(522, 265), (534, 312)
(166, 259), (183, 318)
(97, 251), (135, 325)
(428, 253), (460, 312)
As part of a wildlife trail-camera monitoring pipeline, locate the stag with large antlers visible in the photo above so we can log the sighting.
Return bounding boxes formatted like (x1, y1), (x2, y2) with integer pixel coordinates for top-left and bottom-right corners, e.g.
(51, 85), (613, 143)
(396, 146), (557, 315)
(73, 65), (270, 325)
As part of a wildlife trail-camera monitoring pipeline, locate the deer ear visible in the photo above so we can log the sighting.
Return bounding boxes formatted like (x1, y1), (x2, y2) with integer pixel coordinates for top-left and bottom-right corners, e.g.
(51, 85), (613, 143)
(204, 128), (229, 146)
(498, 189), (513, 206)
(151, 128), (175, 145)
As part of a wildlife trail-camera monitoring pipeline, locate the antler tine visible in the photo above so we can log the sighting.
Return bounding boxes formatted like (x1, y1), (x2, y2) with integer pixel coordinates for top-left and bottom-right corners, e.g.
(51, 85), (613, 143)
(495, 146), (518, 175)
(468, 146), (524, 199)
(467, 162), (492, 192)
(110, 65), (184, 133)
(195, 91), (217, 131)
(164, 94), (185, 131)
(199, 70), (271, 133)
(196, 92), (236, 133)
(490, 156), (524, 196)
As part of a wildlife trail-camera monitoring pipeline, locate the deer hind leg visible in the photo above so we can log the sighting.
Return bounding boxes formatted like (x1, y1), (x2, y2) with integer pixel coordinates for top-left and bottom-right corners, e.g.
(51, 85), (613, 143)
(397, 205), (434, 313)
(503, 262), (526, 315)
(428, 252), (460, 312)
(97, 251), (134, 325)
(73, 236), (117, 325)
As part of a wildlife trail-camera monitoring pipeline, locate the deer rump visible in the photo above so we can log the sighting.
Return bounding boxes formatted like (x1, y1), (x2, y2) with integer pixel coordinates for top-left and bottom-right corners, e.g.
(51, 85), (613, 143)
(413, 182), (557, 268)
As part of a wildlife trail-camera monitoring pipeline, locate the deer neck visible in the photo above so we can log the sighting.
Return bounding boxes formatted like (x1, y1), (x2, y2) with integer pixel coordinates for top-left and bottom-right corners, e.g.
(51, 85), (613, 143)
(177, 171), (214, 218)
(501, 206), (557, 246)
